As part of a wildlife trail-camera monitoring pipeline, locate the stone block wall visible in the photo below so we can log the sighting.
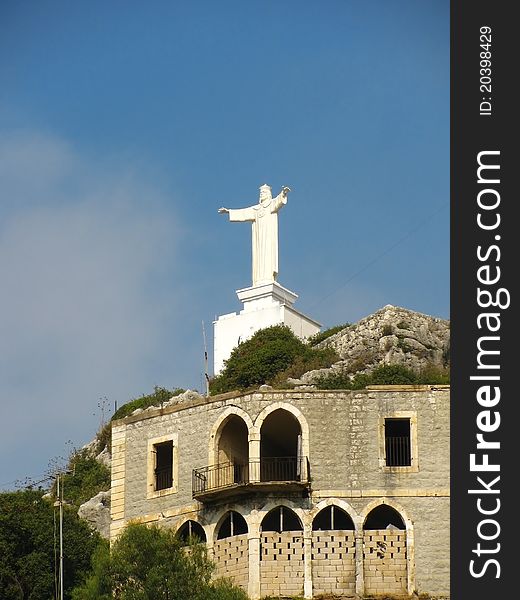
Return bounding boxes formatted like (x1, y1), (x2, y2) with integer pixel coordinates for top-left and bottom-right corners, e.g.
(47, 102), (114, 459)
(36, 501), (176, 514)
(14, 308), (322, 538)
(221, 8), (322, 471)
(213, 533), (249, 590)
(260, 532), (305, 598)
(363, 530), (407, 595)
(311, 531), (356, 595)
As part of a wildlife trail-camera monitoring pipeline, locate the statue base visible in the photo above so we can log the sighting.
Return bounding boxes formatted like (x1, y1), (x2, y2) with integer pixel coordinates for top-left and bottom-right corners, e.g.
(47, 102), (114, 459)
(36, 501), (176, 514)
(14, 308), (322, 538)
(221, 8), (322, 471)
(213, 281), (321, 375)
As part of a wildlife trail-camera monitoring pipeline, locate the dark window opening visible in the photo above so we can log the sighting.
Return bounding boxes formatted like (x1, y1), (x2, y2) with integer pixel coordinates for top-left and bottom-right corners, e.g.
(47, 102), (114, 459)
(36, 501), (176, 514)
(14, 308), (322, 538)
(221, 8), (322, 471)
(364, 505), (405, 530)
(261, 506), (303, 533)
(260, 409), (302, 481)
(176, 520), (206, 545)
(216, 511), (248, 539)
(155, 441), (173, 490)
(312, 505), (355, 531)
(385, 418), (411, 466)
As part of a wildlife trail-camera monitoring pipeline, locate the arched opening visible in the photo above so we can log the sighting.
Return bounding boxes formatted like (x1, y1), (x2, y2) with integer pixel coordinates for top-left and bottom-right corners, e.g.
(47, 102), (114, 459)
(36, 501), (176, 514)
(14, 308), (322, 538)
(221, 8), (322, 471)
(213, 511), (249, 591)
(363, 505), (408, 596)
(216, 511), (248, 540)
(260, 409), (302, 481)
(364, 505), (406, 530)
(311, 506), (356, 596)
(216, 415), (249, 486)
(312, 505), (355, 531)
(176, 520), (206, 545)
(260, 506), (304, 596)
(217, 415), (249, 465)
(260, 506), (303, 533)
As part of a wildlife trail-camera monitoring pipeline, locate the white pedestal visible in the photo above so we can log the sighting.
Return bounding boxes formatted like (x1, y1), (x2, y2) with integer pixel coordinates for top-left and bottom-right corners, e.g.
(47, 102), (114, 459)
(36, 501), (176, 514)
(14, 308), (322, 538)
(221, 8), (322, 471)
(213, 282), (321, 375)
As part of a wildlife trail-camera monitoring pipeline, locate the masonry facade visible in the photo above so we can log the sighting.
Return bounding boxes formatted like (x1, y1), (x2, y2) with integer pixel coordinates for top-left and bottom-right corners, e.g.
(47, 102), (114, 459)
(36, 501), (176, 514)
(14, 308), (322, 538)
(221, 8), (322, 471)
(110, 385), (450, 599)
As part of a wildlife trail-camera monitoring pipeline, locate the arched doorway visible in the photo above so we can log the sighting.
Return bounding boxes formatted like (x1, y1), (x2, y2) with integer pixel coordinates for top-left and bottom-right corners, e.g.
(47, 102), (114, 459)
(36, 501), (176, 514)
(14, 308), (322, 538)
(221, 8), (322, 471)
(215, 414), (249, 488)
(311, 505), (356, 596)
(213, 511), (249, 591)
(260, 506), (304, 597)
(260, 409), (302, 482)
(363, 505), (407, 596)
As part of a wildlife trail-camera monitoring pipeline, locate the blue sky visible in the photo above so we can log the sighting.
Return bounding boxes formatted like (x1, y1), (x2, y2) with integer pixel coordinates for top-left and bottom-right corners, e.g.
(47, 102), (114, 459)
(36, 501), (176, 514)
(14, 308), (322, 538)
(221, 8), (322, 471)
(0, 1), (449, 489)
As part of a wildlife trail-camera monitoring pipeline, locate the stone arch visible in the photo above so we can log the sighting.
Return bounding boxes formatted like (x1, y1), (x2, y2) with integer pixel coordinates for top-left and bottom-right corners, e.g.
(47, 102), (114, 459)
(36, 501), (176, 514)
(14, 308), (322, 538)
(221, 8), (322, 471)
(253, 498), (307, 531)
(253, 403), (309, 483)
(214, 510), (249, 541)
(310, 500), (357, 597)
(312, 504), (355, 531)
(175, 519), (207, 545)
(260, 505), (304, 533)
(259, 504), (305, 597)
(253, 402), (309, 456)
(309, 498), (360, 531)
(212, 509), (250, 592)
(208, 406), (254, 466)
(360, 498), (412, 532)
(361, 500), (413, 596)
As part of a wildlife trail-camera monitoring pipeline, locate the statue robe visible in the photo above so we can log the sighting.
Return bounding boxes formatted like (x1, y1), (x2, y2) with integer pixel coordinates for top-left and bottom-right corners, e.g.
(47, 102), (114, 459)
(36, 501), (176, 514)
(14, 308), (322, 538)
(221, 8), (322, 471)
(227, 191), (287, 286)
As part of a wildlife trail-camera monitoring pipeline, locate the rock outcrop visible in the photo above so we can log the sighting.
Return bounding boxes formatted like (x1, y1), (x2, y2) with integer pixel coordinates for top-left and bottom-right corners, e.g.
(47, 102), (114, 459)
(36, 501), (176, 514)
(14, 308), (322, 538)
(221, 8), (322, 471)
(78, 490), (111, 539)
(289, 305), (450, 386)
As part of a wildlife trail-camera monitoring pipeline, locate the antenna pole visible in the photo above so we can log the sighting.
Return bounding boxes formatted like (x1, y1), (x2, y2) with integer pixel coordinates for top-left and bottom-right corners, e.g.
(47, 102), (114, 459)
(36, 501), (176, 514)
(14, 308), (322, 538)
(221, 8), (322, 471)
(58, 474), (64, 600)
(202, 321), (210, 396)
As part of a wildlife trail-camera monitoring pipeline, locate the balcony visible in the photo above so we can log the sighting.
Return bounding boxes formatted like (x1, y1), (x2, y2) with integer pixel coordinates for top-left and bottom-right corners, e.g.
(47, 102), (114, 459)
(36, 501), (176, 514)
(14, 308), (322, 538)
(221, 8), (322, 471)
(192, 456), (310, 501)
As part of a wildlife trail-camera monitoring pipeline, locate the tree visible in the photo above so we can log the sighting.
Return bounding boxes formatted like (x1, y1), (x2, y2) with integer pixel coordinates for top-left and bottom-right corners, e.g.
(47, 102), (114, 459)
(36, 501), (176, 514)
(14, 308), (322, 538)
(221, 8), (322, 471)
(0, 489), (102, 600)
(72, 522), (249, 600)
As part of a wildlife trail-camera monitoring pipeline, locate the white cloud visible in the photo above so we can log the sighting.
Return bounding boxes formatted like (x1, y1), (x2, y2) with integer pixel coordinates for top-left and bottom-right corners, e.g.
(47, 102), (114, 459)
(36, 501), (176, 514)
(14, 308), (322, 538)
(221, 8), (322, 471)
(0, 131), (184, 487)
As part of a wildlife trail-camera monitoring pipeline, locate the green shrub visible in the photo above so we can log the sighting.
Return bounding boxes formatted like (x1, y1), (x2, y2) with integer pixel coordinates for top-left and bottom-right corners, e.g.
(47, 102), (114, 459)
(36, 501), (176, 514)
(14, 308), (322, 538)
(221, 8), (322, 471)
(111, 386), (184, 421)
(381, 324), (394, 336)
(308, 323), (350, 346)
(271, 347), (339, 388)
(209, 325), (339, 395)
(314, 363), (450, 390)
(55, 449), (111, 508)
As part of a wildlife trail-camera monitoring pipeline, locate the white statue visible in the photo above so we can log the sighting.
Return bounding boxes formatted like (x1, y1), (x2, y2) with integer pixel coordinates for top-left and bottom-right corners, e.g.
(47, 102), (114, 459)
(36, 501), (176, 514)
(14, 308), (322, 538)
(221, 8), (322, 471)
(219, 184), (291, 286)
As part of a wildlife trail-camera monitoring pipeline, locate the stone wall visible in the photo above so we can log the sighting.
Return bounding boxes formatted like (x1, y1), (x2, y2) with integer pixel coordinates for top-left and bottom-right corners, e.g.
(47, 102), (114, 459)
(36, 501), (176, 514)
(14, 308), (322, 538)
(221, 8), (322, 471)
(363, 530), (407, 595)
(311, 530), (356, 596)
(260, 532), (305, 598)
(213, 533), (249, 590)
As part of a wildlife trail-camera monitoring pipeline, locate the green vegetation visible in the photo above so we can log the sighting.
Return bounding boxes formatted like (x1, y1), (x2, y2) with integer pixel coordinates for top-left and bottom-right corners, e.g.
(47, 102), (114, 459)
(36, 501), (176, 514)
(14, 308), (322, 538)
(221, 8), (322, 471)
(314, 364), (450, 390)
(72, 522), (249, 600)
(381, 324), (394, 336)
(308, 323), (350, 346)
(96, 386), (185, 453)
(112, 386), (185, 421)
(0, 489), (102, 600)
(209, 325), (339, 395)
(59, 450), (111, 508)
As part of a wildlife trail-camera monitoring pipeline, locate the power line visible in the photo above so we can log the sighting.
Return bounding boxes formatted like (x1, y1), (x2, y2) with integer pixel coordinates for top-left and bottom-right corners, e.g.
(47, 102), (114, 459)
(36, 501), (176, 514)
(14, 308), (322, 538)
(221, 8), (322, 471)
(309, 201), (448, 311)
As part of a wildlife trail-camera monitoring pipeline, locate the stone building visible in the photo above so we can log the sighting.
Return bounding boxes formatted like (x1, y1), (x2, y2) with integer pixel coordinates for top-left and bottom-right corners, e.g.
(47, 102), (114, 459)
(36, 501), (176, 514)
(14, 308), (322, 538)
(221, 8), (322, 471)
(110, 384), (450, 599)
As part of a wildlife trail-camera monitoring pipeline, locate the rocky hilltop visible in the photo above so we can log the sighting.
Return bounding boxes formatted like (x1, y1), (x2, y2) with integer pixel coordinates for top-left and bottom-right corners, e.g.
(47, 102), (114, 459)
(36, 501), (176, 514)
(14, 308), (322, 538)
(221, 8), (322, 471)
(289, 304), (450, 386)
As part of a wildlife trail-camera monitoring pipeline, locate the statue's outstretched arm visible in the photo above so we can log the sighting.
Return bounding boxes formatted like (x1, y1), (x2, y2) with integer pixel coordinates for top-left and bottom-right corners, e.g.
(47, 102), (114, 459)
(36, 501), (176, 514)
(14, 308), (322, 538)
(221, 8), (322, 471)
(220, 205), (256, 222)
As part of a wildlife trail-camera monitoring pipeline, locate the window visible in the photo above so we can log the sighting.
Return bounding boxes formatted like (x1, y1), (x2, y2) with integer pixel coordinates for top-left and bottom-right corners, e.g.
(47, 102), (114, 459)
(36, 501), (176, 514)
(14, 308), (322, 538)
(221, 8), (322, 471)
(147, 434), (178, 498)
(385, 419), (411, 466)
(154, 440), (173, 490)
(378, 412), (418, 472)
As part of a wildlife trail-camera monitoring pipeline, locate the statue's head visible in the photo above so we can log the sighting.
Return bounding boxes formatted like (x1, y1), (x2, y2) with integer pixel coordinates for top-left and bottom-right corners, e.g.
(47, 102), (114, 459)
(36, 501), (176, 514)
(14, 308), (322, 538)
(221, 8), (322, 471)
(259, 184), (272, 205)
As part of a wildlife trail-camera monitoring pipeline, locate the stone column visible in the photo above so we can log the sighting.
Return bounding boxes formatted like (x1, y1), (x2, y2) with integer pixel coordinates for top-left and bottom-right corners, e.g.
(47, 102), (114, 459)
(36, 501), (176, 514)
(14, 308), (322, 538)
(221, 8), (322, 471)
(303, 525), (313, 599)
(355, 530), (364, 596)
(249, 431), (261, 483)
(248, 533), (261, 599)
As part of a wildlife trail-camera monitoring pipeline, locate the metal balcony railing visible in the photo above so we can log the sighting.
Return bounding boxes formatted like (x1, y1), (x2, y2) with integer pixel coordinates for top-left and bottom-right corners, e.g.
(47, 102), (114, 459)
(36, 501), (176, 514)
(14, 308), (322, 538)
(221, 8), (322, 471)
(192, 456), (309, 497)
